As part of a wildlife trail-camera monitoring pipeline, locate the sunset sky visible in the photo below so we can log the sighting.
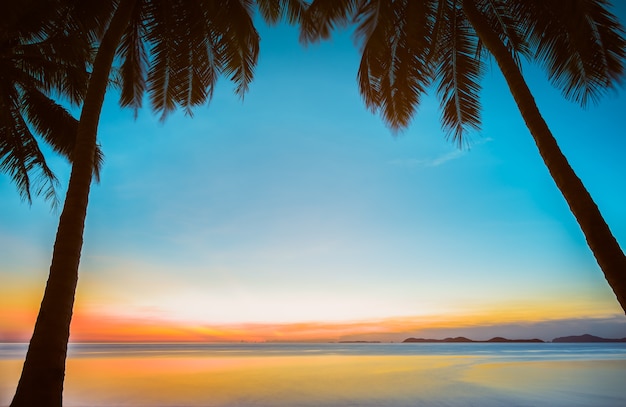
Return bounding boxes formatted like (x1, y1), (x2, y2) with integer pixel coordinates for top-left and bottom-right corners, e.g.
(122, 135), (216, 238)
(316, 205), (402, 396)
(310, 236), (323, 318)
(2, 6), (626, 343)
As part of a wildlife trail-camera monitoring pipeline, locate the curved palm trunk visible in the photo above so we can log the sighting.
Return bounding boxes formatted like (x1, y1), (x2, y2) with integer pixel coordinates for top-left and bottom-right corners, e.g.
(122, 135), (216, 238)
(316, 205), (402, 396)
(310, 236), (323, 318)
(462, 0), (626, 312)
(10, 1), (136, 406)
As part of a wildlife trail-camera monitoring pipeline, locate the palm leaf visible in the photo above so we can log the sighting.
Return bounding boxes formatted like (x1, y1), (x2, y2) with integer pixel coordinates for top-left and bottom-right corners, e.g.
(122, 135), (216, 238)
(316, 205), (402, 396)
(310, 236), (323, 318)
(356, 0), (436, 130)
(0, 86), (59, 206)
(436, 4), (483, 145)
(0, 1), (99, 205)
(356, 0), (392, 111)
(478, 0), (529, 65)
(119, 1), (148, 115)
(15, 38), (88, 104)
(146, 0), (178, 121)
(299, 0), (360, 43)
(179, 1), (210, 112)
(167, 0), (212, 115)
(426, 0), (454, 67)
(258, 0), (283, 24)
(21, 86), (104, 182)
(514, 0), (626, 106)
(214, 0), (260, 97)
(257, 0), (308, 25)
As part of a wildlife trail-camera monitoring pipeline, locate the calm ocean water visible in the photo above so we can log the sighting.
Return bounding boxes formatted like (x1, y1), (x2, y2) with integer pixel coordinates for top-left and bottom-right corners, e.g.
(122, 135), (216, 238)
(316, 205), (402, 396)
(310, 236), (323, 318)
(1, 342), (626, 406)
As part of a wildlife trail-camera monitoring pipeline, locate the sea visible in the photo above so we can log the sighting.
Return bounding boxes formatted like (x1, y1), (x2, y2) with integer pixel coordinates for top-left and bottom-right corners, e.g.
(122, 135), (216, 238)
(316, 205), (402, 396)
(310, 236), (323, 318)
(1, 342), (625, 406)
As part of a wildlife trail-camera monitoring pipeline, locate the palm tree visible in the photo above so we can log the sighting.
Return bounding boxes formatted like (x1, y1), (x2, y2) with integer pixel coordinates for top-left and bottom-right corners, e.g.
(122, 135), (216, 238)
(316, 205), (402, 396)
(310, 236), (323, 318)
(10, 1), (306, 406)
(1, 0), (105, 207)
(300, 0), (626, 311)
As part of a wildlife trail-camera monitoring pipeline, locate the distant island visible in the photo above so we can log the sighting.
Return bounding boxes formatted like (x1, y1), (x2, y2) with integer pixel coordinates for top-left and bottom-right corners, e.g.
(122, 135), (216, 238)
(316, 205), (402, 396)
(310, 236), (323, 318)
(402, 336), (544, 343)
(552, 334), (626, 343)
(402, 334), (626, 343)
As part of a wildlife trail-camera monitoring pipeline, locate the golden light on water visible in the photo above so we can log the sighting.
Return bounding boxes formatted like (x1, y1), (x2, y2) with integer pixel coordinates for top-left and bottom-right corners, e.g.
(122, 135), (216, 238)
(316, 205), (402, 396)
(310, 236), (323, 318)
(3, 346), (625, 407)
(50, 354), (495, 406)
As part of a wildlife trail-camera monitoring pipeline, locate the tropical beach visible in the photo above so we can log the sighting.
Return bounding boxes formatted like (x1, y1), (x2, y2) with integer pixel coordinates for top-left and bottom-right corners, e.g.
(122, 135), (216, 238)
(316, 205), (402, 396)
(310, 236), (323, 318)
(2, 1), (626, 406)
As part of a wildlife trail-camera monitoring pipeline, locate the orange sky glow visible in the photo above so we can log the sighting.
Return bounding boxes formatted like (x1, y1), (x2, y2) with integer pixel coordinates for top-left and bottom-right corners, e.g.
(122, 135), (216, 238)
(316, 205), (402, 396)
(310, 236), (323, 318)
(3, 298), (623, 343)
(2, 275), (624, 343)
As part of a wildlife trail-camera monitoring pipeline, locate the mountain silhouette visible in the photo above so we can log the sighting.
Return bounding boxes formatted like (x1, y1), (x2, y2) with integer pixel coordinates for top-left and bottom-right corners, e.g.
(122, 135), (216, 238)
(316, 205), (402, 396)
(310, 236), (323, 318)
(552, 334), (626, 343)
(402, 336), (543, 343)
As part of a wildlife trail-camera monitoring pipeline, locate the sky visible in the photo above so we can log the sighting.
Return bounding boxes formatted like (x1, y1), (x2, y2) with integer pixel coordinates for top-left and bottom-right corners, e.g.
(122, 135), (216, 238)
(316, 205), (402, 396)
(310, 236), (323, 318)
(2, 6), (626, 343)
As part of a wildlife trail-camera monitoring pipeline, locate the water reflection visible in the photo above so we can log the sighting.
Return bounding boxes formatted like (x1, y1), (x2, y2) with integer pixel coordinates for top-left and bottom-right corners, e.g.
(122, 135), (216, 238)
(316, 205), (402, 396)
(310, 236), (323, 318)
(1, 343), (625, 406)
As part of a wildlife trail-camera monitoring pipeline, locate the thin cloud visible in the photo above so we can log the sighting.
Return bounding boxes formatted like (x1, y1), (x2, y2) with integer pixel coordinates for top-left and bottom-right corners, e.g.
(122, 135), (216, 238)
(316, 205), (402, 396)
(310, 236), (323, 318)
(390, 150), (465, 168)
(390, 137), (492, 168)
(431, 149), (466, 166)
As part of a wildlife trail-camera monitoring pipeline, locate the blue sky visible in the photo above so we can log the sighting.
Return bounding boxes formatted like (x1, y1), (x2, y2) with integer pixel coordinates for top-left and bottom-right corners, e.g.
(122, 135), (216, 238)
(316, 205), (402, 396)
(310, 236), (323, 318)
(1, 5), (626, 342)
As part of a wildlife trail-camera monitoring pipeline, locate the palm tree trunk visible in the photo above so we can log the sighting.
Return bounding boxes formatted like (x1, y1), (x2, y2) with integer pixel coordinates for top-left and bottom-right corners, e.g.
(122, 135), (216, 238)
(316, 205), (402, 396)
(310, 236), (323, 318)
(10, 1), (136, 406)
(462, 0), (626, 312)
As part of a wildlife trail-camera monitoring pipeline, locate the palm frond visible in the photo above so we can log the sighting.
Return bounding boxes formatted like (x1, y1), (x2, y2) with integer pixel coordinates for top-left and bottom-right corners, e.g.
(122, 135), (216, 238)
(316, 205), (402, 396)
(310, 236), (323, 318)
(1, 0), (61, 43)
(478, 0), (529, 65)
(93, 143), (105, 183)
(193, 13), (223, 106)
(0, 2), (100, 205)
(300, 0), (361, 43)
(213, 0), (260, 97)
(355, 1), (389, 111)
(119, 1), (148, 115)
(436, 4), (483, 145)
(514, 0), (626, 106)
(181, 1), (209, 112)
(168, 0), (212, 115)
(282, 0), (309, 24)
(426, 0), (454, 68)
(353, 0), (384, 51)
(257, 0), (308, 25)
(61, 0), (117, 44)
(14, 36), (90, 105)
(356, 0), (436, 131)
(146, 0), (178, 121)
(5, 0), (97, 107)
(257, 0), (283, 24)
(0, 87), (59, 206)
(21, 86), (104, 182)
(21, 87), (77, 159)
(143, 0), (261, 118)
